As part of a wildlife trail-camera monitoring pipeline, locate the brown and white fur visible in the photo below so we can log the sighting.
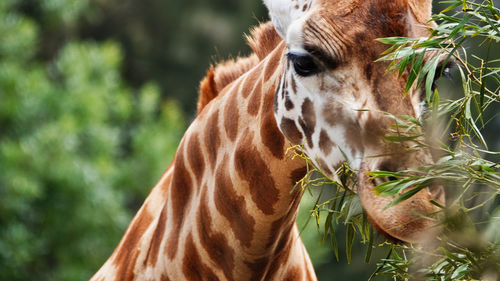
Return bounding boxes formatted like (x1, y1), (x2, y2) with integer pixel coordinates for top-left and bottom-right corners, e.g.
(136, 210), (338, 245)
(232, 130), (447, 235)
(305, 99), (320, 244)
(91, 1), (445, 280)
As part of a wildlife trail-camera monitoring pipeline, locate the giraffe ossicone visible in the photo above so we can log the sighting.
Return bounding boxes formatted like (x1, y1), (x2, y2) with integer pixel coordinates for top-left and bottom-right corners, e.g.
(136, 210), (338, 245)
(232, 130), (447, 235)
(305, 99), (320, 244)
(92, 1), (445, 280)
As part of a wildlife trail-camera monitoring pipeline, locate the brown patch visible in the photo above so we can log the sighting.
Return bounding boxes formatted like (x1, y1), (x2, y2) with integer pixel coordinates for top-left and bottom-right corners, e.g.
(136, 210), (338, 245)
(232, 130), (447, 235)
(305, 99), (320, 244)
(204, 110), (220, 170)
(284, 266), (302, 281)
(290, 76), (297, 94)
(248, 209), (299, 280)
(245, 257), (269, 281)
(302, 3), (309, 12)
(319, 129), (335, 155)
(284, 91), (294, 111)
(264, 232), (294, 280)
(160, 274), (171, 281)
(214, 156), (256, 247)
(364, 63), (373, 81)
(367, 2), (407, 38)
(263, 45), (282, 82)
(323, 102), (341, 127)
(248, 231), (297, 280)
(197, 187), (235, 280)
(186, 133), (205, 184)
(144, 204), (167, 267)
(224, 90), (240, 142)
(182, 233), (219, 281)
(290, 166), (307, 186)
(265, 216), (286, 249)
(344, 122), (364, 155)
(235, 130), (280, 215)
(363, 115), (384, 149)
(319, 158), (333, 176)
(247, 80), (262, 116)
(241, 67), (260, 99)
(261, 88), (285, 159)
(166, 148), (193, 259)
(112, 210), (154, 280)
(279, 118), (303, 145)
(299, 98), (316, 148)
(298, 118), (313, 148)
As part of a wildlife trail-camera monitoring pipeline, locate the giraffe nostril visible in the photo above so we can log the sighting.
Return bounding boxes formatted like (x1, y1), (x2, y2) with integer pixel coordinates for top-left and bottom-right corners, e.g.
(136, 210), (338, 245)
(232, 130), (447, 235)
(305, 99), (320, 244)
(386, 176), (398, 182)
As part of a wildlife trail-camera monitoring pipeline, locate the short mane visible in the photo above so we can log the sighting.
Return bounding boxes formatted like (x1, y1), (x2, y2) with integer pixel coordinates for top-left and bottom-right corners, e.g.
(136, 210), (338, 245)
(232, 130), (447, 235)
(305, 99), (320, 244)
(197, 21), (282, 113)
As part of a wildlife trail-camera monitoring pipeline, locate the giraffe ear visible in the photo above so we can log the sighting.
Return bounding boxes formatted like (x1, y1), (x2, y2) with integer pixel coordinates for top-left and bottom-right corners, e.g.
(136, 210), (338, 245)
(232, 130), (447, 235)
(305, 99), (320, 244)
(408, 0), (433, 23)
(263, 0), (312, 39)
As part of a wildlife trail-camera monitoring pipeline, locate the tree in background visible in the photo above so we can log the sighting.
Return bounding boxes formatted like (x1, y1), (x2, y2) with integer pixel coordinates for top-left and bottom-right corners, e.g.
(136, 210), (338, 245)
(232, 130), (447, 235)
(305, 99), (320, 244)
(0, 0), (184, 280)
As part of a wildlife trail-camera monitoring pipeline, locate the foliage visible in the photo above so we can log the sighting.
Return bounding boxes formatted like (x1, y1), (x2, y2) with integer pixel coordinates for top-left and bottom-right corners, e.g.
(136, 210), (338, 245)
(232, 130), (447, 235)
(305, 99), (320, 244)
(299, 0), (500, 280)
(0, 1), (185, 280)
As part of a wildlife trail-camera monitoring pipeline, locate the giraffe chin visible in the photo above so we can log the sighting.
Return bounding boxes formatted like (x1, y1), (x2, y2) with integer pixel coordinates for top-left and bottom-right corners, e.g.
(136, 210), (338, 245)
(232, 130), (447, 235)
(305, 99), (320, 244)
(357, 162), (444, 244)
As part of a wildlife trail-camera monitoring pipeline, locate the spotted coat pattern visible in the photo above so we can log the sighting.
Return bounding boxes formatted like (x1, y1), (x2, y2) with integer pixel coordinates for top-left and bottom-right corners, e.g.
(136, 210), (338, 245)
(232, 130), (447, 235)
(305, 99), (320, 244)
(91, 0), (444, 280)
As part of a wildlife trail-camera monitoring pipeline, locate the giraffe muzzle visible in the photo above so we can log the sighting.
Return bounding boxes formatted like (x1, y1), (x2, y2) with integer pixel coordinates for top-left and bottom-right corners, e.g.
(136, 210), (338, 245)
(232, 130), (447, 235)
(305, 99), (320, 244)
(357, 160), (445, 243)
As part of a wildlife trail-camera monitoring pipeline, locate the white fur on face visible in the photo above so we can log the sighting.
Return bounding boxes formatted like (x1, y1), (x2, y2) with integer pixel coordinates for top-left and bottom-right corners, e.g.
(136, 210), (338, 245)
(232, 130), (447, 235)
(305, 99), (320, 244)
(275, 61), (370, 178)
(263, 0), (316, 38)
(267, 0), (371, 177)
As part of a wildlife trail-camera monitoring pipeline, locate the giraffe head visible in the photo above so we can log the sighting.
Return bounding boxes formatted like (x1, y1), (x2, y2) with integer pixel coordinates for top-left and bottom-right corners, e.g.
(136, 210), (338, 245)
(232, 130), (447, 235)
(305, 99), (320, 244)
(265, 0), (445, 242)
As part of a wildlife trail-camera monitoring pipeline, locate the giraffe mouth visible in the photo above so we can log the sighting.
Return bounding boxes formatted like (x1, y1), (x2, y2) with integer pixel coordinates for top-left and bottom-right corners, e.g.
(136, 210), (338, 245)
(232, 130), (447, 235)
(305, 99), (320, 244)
(357, 162), (444, 244)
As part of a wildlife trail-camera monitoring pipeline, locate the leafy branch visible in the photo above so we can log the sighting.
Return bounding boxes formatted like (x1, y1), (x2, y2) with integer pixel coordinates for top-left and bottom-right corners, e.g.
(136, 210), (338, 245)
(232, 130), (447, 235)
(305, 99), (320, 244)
(298, 0), (500, 279)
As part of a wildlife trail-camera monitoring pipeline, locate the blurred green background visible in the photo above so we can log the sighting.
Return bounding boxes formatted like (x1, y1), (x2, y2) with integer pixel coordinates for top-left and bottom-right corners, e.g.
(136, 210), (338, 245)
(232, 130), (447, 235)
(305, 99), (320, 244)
(0, 0), (497, 280)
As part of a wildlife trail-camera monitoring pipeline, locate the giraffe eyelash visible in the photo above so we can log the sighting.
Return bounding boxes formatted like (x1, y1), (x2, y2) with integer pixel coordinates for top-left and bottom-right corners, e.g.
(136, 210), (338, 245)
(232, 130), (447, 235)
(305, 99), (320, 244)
(287, 52), (321, 77)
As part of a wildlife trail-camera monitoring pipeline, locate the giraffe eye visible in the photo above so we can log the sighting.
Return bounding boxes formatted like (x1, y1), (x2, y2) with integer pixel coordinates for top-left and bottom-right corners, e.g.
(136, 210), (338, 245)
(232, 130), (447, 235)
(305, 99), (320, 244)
(429, 61), (455, 98)
(287, 52), (320, 77)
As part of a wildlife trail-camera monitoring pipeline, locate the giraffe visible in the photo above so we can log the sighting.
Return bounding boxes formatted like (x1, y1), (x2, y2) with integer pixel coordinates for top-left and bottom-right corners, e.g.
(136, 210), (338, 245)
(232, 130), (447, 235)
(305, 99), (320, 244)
(91, 0), (446, 280)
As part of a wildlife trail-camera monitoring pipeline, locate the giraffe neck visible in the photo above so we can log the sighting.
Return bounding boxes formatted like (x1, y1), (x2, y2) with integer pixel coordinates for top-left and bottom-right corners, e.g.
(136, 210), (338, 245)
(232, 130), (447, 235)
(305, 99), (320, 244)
(92, 41), (317, 281)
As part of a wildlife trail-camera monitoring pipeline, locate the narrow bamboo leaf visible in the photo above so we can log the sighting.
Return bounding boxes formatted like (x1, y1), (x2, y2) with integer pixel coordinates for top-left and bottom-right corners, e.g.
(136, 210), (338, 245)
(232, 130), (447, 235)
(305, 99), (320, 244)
(399, 54), (411, 77)
(376, 178), (428, 197)
(366, 171), (404, 178)
(448, 14), (471, 38)
(323, 208), (334, 242)
(345, 196), (362, 223)
(400, 115), (423, 126)
(432, 89), (440, 120)
(441, 2), (462, 13)
(483, 8), (500, 37)
(330, 221), (339, 262)
(451, 264), (469, 279)
(465, 97), (472, 119)
(376, 37), (413, 45)
(365, 226), (374, 264)
(425, 56), (441, 103)
(404, 54), (421, 94)
(368, 248), (393, 281)
(384, 184), (427, 210)
(346, 223), (355, 264)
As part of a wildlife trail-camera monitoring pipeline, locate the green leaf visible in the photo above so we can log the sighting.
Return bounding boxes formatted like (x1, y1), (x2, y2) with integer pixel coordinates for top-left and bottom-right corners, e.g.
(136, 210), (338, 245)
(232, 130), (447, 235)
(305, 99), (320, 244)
(346, 223), (355, 264)
(330, 221), (339, 262)
(451, 264), (469, 279)
(441, 2), (462, 13)
(425, 55), (441, 103)
(365, 226), (374, 264)
(384, 184), (427, 210)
